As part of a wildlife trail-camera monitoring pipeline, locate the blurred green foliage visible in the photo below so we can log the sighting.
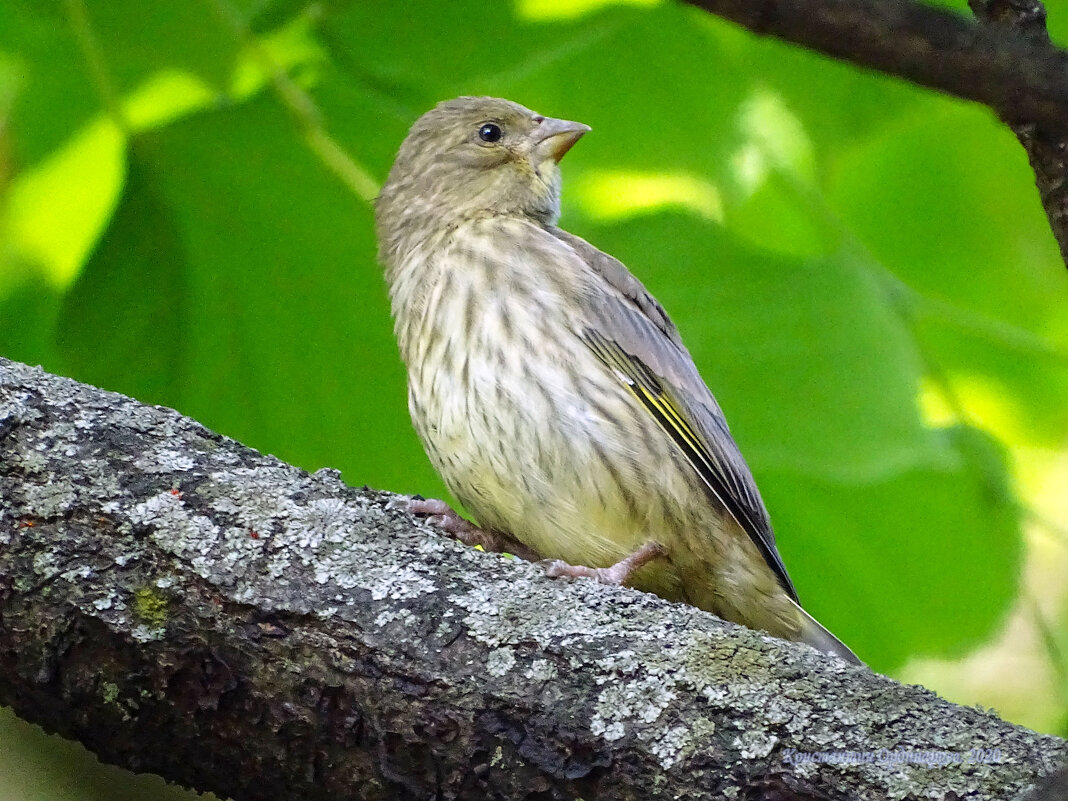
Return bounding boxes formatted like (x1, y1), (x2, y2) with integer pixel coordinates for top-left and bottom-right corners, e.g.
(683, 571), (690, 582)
(1, 0), (1067, 795)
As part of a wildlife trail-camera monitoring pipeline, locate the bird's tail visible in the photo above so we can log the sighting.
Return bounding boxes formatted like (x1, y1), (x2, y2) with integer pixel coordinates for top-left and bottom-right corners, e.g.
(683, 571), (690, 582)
(792, 600), (864, 665)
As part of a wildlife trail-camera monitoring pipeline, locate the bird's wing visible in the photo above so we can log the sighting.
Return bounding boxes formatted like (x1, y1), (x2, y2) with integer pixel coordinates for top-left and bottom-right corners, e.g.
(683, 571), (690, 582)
(551, 228), (799, 603)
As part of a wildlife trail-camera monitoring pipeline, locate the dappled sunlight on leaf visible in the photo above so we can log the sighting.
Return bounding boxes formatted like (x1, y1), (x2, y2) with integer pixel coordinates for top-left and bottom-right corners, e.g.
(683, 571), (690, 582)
(908, 365), (1068, 732)
(3, 68), (223, 295)
(125, 70), (216, 131)
(732, 86), (816, 193)
(0, 11), (334, 298)
(570, 169), (724, 222)
(899, 507), (1068, 734)
(931, 371), (1044, 448)
(230, 11), (327, 99)
(918, 376), (957, 428)
(1019, 446), (1068, 535)
(515, 0), (660, 22)
(723, 87), (829, 257)
(2, 116), (123, 289)
(723, 171), (831, 258)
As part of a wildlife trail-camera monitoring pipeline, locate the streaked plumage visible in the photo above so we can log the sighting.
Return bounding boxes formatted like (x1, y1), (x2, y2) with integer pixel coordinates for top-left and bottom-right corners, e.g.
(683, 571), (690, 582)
(376, 96), (860, 664)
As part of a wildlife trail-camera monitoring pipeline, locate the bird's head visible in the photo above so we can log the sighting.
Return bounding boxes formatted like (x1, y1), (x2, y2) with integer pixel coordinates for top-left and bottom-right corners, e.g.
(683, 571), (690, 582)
(376, 96), (589, 247)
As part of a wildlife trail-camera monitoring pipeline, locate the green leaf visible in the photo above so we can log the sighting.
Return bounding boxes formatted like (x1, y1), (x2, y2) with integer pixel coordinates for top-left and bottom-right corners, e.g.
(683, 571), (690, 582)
(78, 0), (242, 93)
(55, 152), (184, 403)
(54, 95), (442, 499)
(828, 107), (1068, 343)
(765, 428), (1021, 668)
(1, 0), (100, 165)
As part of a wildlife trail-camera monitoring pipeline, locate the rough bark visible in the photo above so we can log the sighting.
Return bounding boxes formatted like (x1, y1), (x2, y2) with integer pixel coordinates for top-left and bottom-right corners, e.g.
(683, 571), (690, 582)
(0, 357), (1064, 801)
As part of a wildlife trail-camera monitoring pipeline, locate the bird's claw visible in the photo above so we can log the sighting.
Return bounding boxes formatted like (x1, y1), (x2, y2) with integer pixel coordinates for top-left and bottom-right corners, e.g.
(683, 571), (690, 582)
(542, 541), (667, 587)
(405, 496), (541, 560)
(406, 497), (482, 541)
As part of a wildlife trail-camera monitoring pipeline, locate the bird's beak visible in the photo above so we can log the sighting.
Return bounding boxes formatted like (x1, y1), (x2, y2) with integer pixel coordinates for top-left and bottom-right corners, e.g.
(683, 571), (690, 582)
(532, 117), (591, 163)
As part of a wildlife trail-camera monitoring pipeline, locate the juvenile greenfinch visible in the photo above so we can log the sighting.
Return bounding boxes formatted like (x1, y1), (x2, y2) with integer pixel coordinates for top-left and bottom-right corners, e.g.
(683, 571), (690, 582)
(375, 96), (860, 664)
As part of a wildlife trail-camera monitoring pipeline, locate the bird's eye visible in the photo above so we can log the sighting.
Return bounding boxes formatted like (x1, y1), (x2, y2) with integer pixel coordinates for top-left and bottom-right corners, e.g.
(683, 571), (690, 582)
(478, 123), (503, 143)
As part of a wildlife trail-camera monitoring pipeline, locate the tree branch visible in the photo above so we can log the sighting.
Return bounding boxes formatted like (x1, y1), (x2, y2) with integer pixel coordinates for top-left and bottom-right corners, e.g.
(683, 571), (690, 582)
(679, 0), (1068, 130)
(0, 357), (1064, 800)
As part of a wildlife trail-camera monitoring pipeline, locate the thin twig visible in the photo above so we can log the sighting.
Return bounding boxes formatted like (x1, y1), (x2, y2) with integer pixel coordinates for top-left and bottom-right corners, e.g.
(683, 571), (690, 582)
(207, 0), (380, 202)
(61, 0), (130, 135)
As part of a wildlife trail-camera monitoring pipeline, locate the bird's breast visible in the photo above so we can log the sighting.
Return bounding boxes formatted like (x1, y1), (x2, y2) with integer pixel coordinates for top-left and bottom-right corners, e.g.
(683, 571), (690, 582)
(388, 227), (692, 576)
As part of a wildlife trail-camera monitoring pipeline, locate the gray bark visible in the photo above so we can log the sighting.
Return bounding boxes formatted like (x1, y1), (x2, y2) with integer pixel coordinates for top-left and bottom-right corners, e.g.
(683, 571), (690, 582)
(0, 357), (1064, 800)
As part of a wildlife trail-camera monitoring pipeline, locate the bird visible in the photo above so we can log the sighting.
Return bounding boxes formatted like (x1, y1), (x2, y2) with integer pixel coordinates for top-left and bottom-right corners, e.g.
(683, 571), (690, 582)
(375, 96), (860, 665)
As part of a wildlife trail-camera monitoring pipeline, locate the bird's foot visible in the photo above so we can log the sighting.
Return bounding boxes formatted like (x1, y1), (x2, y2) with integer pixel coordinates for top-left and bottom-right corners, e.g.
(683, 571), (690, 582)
(406, 497), (541, 561)
(543, 541), (667, 587)
(407, 497), (480, 538)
